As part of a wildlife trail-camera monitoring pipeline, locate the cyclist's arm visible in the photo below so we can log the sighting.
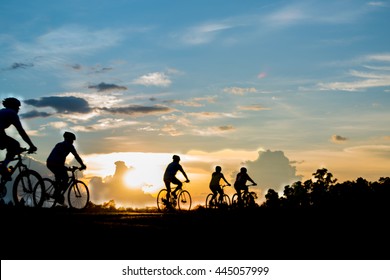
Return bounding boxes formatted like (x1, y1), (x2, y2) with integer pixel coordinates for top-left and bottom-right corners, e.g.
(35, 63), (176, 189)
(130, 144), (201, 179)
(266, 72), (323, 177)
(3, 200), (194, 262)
(13, 117), (36, 150)
(221, 174), (231, 185)
(70, 147), (86, 169)
(179, 166), (190, 182)
(248, 175), (256, 185)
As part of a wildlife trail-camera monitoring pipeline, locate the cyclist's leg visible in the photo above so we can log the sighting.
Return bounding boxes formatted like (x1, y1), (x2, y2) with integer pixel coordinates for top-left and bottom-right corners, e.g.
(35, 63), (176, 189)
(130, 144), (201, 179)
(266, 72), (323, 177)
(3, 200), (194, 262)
(217, 186), (223, 203)
(235, 185), (243, 206)
(209, 185), (217, 201)
(48, 164), (67, 204)
(171, 177), (182, 198)
(0, 136), (19, 178)
(163, 179), (171, 201)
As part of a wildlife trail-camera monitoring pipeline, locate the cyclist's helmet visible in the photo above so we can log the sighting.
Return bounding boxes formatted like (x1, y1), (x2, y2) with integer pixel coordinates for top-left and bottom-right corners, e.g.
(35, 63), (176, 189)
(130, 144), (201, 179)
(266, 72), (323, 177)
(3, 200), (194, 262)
(63, 131), (76, 141)
(172, 155), (180, 161)
(240, 167), (247, 173)
(2, 97), (21, 109)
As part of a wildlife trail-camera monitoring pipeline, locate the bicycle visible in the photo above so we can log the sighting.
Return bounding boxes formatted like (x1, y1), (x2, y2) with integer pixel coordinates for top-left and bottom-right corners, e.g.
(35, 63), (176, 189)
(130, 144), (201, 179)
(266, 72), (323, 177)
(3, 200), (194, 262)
(0, 147), (43, 207)
(205, 184), (231, 209)
(157, 181), (192, 212)
(231, 183), (258, 209)
(33, 165), (89, 209)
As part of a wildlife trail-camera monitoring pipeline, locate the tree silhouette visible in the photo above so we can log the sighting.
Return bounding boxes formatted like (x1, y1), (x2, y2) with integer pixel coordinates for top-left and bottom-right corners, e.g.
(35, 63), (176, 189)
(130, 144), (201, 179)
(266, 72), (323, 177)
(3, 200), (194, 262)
(262, 168), (390, 211)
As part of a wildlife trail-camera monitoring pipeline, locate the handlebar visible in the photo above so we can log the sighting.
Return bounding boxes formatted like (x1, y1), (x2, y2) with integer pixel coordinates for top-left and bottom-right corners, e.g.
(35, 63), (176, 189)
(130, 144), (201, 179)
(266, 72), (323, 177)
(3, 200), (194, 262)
(19, 147), (36, 154)
(67, 166), (86, 172)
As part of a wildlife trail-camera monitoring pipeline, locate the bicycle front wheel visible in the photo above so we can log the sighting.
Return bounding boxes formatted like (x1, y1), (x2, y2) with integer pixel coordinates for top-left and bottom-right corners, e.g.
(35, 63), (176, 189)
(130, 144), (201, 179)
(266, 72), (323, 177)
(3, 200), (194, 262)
(157, 188), (168, 212)
(13, 170), (43, 207)
(221, 194), (231, 208)
(68, 180), (89, 209)
(177, 190), (192, 211)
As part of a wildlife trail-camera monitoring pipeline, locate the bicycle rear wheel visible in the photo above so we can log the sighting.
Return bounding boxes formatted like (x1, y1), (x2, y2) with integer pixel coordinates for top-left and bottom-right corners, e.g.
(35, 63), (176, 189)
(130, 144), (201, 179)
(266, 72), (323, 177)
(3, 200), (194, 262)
(13, 170), (43, 207)
(34, 178), (56, 208)
(231, 193), (239, 209)
(205, 193), (217, 209)
(178, 190), (192, 211)
(68, 180), (89, 209)
(157, 188), (169, 212)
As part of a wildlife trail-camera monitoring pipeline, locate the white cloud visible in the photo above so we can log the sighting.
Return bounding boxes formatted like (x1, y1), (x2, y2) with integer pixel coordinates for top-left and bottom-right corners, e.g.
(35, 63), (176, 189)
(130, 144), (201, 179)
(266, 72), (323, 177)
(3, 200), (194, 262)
(180, 23), (234, 45)
(132, 72), (172, 87)
(16, 26), (123, 56)
(223, 87), (257, 95)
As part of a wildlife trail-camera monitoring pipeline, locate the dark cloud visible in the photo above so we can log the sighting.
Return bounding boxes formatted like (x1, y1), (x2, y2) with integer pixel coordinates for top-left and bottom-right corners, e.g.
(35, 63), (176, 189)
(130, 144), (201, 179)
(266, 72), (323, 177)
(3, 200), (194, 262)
(237, 150), (303, 201)
(218, 125), (234, 131)
(2, 62), (34, 71)
(99, 105), (173, 115)
(10, 62), (34, 70)
(88, 82), (127, 92)
(20, 110), (53, 119)
(24, 96), (92, 114)
(331, 134), (348, 143)
(71, 64), (82, 70)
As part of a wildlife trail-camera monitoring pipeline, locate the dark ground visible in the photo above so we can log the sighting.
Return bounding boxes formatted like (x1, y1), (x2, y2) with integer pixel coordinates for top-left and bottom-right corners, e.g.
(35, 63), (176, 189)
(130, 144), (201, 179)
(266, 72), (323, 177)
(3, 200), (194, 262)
(1, 206), (389, 260)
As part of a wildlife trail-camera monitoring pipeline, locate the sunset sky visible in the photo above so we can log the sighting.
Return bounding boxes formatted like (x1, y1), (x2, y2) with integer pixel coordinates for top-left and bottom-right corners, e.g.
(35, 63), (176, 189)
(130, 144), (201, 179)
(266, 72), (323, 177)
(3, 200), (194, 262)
(1, 0), (389, 208)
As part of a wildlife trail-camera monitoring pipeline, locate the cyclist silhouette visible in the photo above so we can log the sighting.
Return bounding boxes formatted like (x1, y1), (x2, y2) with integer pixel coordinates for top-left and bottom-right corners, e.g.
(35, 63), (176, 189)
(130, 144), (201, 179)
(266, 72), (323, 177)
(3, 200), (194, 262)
(163, 155), (190, 202)
(0, 97), (37, 181)
(234, 167), (257, 206)
(46, 131), (86, 204)
(209, 166), (230, 205)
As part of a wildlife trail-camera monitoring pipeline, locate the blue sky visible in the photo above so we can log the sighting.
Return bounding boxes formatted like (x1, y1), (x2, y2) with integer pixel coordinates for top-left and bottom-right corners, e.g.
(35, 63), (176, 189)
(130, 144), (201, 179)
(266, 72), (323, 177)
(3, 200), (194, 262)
(1, 0), (389, 207)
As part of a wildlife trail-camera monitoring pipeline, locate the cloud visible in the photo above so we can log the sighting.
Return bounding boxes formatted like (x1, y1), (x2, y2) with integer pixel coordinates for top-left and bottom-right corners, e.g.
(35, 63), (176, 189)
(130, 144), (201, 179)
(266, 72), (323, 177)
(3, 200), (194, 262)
(89, 161), (155, 208)
(180, 22), (234, 45)
(192, 125), (235, 136)
(8, 62), (34, 70)
(368, 2), (388, 7)
(17, 25), (123, 56)
(133, 72), (171, 87)
(162, 99), (204, 107)
(238, 104), (271, 111)
(318, 53), (390, 91)
(24, 96), (92, 114)
(88, 82), (127, 92)
(223, 87), (257, 95)
(187, 111), (239, 120)
(71, 118), (140, 132)
(19, 110), (53, 119)
(257, 72), (267, 79)
(344, 145), (390, 158)
(98, 105), (173, 116)
(331, 134), (348, 143)
(241, 150), (303, 199)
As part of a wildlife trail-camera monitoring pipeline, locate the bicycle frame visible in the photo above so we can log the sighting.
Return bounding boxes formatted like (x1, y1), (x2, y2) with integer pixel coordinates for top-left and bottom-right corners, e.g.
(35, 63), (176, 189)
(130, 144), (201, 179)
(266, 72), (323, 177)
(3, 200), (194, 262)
(35, 165), (89, 209)
(232, 183), (258, 208)
(157, 181), (192, 212)
(206, 184), (231, 209)
(0, 149), (29, 184)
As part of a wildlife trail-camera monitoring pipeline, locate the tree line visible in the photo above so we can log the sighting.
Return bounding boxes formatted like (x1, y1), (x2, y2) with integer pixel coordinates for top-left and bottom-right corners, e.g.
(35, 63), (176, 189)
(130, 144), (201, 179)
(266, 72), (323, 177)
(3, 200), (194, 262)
(261, 168), (390, 210)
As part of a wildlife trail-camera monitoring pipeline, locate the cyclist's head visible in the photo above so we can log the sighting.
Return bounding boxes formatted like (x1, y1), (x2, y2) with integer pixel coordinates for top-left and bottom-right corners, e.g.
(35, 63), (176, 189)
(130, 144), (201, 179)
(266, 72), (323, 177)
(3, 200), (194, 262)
(172, 155), (180, 162)
(240, 167), (247, 173)
(63, 131), (76, 141)
(215, 166), (222, 172)
(2, 97), (21, 110)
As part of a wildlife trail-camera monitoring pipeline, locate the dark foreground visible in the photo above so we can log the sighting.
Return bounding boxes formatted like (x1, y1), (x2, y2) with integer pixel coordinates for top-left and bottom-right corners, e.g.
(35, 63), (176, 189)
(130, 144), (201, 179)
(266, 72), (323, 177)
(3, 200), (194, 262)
(1, 206), (389, 260)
